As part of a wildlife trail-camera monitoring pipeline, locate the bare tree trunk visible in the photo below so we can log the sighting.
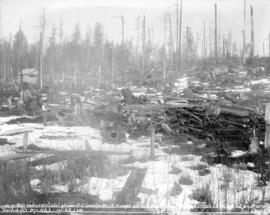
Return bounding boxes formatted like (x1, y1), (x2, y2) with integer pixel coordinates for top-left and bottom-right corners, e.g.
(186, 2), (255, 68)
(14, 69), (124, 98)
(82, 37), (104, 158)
(203, 22), (206, 58)
(73, 63), (77, 88)
(176, 0), (179, 72)
(18, 25), (23, 85)
(209, 23), (212, 58)
(136, 16), (140, 64)
(263, 42), (265, 57)
(168, 15), (175, 70)
(142, 15), (146, 77)
(214, 3), (218, 64)
(269, 33), (270, 57)
(250, 5), (254, 58)
(111, 44), (114, 88)
(243, 0), (246, 63)
(163, 15), (167, 80)
(223, 36), (225, 62)
(39, 8), (45, 89)
(121, 15), (126, 82)
(178, 0), (182, 74)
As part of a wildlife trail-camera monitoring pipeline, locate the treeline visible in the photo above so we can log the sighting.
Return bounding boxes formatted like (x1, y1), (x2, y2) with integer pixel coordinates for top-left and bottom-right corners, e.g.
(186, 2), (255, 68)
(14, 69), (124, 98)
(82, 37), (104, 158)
(0, 20), (242, 90)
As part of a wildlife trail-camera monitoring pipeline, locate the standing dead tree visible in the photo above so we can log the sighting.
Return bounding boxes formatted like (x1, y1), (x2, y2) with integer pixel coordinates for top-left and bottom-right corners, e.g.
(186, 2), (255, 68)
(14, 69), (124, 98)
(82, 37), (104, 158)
(120, 15), (126, 82)
(168, 15), (175, 70)
(175, 0), (179, 72)
(203, 22), (207, 58)
(142, 15), (146, 77)
(163, 15), (167, 80)
(214, 2), (218, 64)
(269, 33), (270, 57)
(243, 0), (246, 63)
(39, 8), (46, 89)
(250, 5), (254, 58)
(178, 0), (183, 74)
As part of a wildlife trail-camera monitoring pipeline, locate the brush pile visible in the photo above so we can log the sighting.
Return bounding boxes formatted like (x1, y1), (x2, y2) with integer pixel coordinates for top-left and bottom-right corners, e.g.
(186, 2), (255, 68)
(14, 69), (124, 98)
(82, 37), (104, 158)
(151, 102), (265, 149)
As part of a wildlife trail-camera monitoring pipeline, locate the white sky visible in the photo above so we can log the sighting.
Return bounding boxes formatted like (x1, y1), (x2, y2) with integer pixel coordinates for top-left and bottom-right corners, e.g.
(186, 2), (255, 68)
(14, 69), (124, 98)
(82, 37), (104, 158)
(1, 0), (270, 56)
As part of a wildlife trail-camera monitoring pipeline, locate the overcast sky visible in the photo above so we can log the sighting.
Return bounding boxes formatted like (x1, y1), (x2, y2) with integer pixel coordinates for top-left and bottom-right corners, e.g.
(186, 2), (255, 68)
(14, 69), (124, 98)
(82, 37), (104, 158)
(1, 0), (270, 56)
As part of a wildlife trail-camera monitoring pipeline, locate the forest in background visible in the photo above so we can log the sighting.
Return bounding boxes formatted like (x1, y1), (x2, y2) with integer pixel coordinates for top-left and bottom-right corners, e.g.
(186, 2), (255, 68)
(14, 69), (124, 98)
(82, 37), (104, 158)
(0, 0), (266, 91)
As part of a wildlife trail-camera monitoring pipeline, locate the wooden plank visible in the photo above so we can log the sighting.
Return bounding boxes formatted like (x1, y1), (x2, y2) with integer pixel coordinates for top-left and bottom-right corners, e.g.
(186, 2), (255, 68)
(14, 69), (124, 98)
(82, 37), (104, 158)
(0, 127), (33, 136)
(124, 103), (194, 112)
(0, 153), (35, 162)
(215, 105), (251, 117)
(115, 168), (147, 204)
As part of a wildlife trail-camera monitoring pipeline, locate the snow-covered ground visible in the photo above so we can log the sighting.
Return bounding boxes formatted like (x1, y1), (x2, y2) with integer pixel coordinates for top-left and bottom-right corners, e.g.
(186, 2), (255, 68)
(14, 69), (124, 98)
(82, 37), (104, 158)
(1, 116), (270, 214)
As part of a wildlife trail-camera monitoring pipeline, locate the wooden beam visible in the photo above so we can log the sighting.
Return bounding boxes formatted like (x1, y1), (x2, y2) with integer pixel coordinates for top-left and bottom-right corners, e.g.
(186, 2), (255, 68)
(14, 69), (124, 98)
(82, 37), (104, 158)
(150, 125), (155, 159)
(23, 133), (29, 151)
(115, 168), (147, 204)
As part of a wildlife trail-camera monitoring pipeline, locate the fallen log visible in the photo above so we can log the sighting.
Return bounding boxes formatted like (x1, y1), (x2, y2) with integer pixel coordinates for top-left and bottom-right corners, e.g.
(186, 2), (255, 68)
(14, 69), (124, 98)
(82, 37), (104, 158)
(215, 104), (254, 117)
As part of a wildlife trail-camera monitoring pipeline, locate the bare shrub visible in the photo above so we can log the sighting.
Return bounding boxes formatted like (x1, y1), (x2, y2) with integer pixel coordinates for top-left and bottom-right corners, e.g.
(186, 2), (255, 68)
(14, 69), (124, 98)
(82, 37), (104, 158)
(178, 174), (193, 185)
(198, 168), (211, 176)
(190, 183), (214, 207)
(38, 151), (111, 193)
(170, 182), (182, 196)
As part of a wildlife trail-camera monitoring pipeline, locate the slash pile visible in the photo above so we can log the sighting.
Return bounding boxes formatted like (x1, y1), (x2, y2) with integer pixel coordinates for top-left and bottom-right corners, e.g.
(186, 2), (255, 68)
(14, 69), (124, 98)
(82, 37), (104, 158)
(151, 103), (266, 149)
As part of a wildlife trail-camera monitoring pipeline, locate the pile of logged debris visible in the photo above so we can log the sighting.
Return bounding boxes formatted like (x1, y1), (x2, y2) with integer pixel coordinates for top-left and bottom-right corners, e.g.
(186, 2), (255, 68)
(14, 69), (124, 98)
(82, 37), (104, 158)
(1, 64), (270, 212)
(3, 65), (268, 158)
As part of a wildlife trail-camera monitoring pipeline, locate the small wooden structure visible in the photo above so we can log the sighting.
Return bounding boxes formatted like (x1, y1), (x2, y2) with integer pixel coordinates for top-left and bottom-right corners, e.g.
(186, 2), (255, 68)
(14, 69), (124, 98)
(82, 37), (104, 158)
(0, 127), (33, 151)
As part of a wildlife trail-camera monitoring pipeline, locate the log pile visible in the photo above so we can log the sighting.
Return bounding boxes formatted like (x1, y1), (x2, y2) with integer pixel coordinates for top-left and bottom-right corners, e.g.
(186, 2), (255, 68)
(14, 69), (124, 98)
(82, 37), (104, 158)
(151, 103), (265, 149)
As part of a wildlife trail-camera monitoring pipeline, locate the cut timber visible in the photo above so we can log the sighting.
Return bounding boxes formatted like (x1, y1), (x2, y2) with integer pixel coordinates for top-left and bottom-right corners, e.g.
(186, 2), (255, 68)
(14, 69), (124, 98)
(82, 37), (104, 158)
(122, 89), (144, 105)
(215, 105), (251, 117)
(265, 103), (270, 149)
(0, 127), (33, 152)
(150, 126), (155, 159)
(115, 168), (147, 204)
(0, 127), (33, 136)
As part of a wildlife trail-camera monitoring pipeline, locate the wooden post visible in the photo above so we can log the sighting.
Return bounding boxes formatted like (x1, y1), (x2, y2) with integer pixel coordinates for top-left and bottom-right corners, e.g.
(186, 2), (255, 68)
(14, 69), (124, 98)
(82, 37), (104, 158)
(23, 132), (29, 151)
(265, 103), (270, 149)
(150, 125), (155, 159)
